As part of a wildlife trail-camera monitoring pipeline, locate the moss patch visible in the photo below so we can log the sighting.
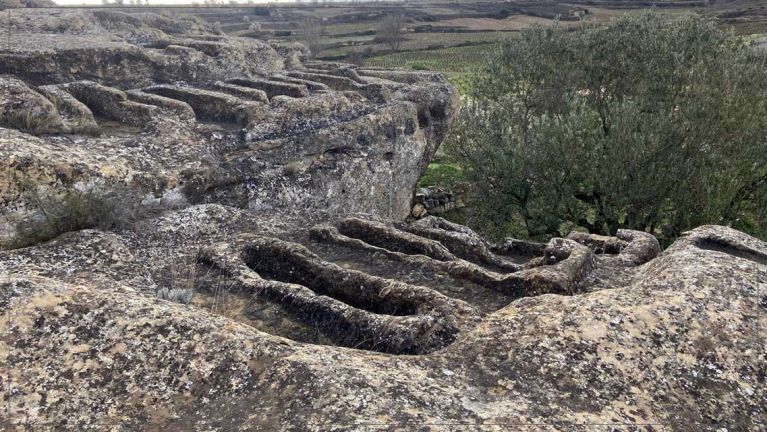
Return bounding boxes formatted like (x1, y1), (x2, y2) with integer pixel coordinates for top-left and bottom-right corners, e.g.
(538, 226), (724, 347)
(417, 163), (464, 189)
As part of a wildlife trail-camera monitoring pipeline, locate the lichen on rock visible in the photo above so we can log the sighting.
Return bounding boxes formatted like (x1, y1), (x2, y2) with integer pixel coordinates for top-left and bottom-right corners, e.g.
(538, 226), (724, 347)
(1, 7), (765, 432)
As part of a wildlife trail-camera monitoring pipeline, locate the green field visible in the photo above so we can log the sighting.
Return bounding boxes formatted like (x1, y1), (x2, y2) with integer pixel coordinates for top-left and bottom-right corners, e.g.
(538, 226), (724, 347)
(187, 1), (767, 74)
(317, 31), (510, 60)
(362, 43), (501, 73)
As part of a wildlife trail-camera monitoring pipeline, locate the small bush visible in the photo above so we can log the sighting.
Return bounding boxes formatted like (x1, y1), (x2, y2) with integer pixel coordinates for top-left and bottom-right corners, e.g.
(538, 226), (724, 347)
(345, 50), (369, 66)
(7, 180), (120, 249)
(150, 250), (201, 305)
(376, 14), (406, 52)
(445, 73), (472, 96)
(299, 18), (324, 57)
(4, 175), (181, 249)
(3, 110), (62, 135)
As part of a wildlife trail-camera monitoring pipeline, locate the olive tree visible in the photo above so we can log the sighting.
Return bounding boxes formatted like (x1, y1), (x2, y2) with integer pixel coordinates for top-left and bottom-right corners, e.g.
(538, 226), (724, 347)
(446, 12), (767, 243)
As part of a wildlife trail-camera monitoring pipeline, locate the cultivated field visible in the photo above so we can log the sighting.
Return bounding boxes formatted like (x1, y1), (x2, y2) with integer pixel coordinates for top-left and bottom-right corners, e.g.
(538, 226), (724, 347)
(361, 43), (500, 73)
(176, 0), (766, 81)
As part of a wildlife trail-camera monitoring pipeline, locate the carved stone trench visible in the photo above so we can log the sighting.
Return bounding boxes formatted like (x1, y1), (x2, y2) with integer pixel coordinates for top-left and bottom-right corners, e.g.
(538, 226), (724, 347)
(3, 61), (462, 227)
(186, 216), (660, 355)
(30, 68), (389, 135)
(2, 56), (662, 356)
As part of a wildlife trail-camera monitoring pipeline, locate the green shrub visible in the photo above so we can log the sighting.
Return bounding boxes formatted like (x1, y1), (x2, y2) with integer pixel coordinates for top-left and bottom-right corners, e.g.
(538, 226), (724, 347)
(410, 61), (431, 71)
(445, 73), (473, 96)
(283, 161), (302, 177)
(362, 44), (499, 73)
(446, 12), (767, 244)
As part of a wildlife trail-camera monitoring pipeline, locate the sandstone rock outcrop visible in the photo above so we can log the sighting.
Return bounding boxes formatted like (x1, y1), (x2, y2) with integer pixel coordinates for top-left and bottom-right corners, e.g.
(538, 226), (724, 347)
(0, 76), (65, 135)
(1, 8), (765, 432)
(2, 207), (765, 430)
(0, 9), (458, 247)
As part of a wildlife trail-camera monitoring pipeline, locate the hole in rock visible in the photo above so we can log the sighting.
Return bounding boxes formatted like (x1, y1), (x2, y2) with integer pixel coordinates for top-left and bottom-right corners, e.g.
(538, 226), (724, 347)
(696, 238), (767, 266)
(190, 264), (338, 347)
(323, 147), (356, 159)
(307, 240), (515, 314)
(417, 108), (431, 128)
(242, 244), (418, 316)
(190, 258), (445, 355)
(429, 103), (447, 120)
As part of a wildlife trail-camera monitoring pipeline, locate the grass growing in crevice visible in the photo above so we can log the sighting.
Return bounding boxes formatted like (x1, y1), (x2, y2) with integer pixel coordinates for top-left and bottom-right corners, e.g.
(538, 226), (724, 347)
(6, 180), (121, 249)
(3, 175), (185, 250)
(151, 249), (203, 305)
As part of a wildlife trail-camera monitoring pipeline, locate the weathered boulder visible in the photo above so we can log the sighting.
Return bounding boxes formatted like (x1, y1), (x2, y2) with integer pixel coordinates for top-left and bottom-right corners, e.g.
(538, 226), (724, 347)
(36, 84), (101, 135)
(0, 10), (458, 245)
(1, 33), (286, 88)
(0, 8), (286, 87)
(0, 0), (55, 9)
(0, 75), (65, 134)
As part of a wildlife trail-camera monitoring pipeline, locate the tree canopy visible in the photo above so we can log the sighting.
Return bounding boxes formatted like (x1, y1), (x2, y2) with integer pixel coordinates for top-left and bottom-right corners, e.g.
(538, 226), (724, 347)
(446, 12), (767, 244)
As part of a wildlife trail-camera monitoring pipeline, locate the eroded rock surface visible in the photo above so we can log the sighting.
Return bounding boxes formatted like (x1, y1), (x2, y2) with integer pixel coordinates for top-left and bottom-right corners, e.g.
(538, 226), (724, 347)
(0, 9), (457, 246)
(1, 207), (765, 430)
(1, 8), (765, 432)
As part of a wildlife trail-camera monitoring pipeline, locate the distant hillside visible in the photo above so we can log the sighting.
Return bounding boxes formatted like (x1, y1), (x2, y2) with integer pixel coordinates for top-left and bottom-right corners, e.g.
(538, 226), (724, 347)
(0, 0), (56, 9)
(567, 0), (706, 6)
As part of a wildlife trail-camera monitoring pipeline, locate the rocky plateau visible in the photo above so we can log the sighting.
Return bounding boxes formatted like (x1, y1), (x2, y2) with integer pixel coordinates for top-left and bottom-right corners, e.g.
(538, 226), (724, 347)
(0, 7), (765, 432)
